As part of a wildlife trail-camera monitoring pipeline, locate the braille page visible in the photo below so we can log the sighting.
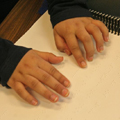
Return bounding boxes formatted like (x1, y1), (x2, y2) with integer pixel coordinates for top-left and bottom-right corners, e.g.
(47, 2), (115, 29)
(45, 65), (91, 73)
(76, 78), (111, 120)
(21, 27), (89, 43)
(0, 11), (120, 120)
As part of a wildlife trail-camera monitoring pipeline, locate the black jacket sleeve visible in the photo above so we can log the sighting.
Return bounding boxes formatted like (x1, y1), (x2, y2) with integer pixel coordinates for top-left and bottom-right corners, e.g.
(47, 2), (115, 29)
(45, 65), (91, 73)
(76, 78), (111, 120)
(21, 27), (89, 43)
(0, 38), (31, 88)
(47, 0), (92, 27)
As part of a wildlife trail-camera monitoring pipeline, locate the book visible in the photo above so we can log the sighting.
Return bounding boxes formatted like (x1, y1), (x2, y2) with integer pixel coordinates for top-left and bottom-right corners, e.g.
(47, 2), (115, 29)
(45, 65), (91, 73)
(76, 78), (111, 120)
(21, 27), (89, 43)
(0, 11), (120, 120)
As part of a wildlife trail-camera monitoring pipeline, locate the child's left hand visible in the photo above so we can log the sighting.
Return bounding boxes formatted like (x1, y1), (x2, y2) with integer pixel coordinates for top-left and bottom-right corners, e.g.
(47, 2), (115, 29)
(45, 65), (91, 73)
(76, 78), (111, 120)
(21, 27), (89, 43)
(53, 17), (109, 68)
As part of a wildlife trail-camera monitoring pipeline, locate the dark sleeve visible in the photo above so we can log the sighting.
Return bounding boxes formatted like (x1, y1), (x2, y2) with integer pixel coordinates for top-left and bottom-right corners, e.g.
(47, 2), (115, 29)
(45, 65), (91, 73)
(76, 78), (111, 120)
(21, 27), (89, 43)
(0, 38), (31, 88)
(47, 0), (92, 27)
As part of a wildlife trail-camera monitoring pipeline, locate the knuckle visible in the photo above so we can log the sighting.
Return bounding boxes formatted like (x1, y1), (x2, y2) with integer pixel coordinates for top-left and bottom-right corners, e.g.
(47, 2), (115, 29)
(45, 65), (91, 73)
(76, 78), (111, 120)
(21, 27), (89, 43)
(31, 80), (39, 88)
(87, 23), (99, 32)
(88, 17), (93, 21)
(71, 45), (79, 52)
(16, 88), (23, 96)
(31, 55), (39, 62)
(49, 67), (56, 76)
(65, 26), (74, 35)
(89, 24), (99, 32)
(95, 20), (104, 25)
(23, 63), (32, 70)
(24, 96), (32, 103)
(81, 18), (92, 24)
(58, 75), (64, 83)
(81, 35), (91, 43)
(42, 74), (50, 82)
(92, 19), (102, 24)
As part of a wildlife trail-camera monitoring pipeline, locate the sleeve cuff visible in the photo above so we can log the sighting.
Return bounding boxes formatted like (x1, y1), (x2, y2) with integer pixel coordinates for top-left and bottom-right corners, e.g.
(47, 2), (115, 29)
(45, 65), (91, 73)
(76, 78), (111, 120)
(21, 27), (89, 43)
(50, 6), (92, 28)
(0, 45), (31, 88)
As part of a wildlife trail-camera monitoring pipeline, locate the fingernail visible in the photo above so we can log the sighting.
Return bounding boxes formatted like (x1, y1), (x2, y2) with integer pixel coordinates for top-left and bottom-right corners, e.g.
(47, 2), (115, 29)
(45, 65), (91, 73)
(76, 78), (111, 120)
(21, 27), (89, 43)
(62, 89), (69, 97)
(64, 81), (70, 87)
(64, 49), (70, 55)
(88, 56), (93, 61)
(31, 100), (38, 106)
(50, 95), (58, 102)
(99, 46), (104, 53)
(80, 61), (87, 68)
(104, 36), (109, 42)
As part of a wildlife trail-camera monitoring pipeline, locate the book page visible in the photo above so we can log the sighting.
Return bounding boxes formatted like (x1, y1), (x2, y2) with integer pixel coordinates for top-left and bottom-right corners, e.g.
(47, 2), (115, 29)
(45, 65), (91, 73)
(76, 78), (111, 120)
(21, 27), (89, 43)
(0, 11), (120, 120)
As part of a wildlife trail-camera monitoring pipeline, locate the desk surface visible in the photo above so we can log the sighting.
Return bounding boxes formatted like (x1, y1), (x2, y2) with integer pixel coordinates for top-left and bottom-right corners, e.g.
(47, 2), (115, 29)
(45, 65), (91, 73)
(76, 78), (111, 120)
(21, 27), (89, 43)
(0, 3), (120, 119)
(6, 12), (120, 120)
(0, 0), (43, 43)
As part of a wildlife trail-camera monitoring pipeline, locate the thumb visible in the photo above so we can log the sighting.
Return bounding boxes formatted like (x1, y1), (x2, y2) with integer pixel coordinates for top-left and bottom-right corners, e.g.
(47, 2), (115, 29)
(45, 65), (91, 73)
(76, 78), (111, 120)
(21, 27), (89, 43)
(34, 50), (64, 64)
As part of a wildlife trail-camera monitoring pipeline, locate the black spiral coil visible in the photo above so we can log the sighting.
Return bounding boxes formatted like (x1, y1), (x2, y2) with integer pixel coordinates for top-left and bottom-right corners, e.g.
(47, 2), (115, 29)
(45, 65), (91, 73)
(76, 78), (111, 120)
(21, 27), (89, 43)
(89, 9), (120, 35)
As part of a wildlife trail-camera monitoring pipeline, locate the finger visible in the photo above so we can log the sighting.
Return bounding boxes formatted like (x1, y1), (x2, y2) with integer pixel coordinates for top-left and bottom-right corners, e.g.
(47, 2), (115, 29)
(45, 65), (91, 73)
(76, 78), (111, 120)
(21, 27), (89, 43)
(64, 34), (87, 68)
(8, 71), (59, 103)
(24, 74), (69, 102)
(86, 24), (104, 53)
(37, 57), (70, 87)
(54, 31), (71, 55)
(25, 68), (69, 98)
(76, 27), (95, 61)
(92, 20), (109, 42)
(24, 76), (59, 103)
(35, 51), (64, 64)
(10, 81), (38, 106)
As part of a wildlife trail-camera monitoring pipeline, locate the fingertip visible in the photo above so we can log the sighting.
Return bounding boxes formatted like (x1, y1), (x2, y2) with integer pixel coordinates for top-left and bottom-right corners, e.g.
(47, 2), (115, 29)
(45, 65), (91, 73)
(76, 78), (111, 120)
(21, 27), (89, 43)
(63, 80), (71, 88)
(64, 49), (72, 55)
(57, 56), (64, 59)
(87, 56), (94, 61)
(97, 46), (104, 53)
(102, 27), (109, 42)
(81, 61), (87, 68)
(62, 89), (70, 97)
(55, 56), (64, 62)
(78, 60), (87, 68)
(104, 36), (109, 42)
(50, 94), (59, 103)
(31, 99), (38, 106)
(48, 55), (63, 64)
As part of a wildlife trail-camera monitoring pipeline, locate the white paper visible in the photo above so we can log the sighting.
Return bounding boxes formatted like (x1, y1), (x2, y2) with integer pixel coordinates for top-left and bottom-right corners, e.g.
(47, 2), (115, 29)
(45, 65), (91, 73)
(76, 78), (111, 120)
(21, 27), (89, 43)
(0, 11), (120, 120)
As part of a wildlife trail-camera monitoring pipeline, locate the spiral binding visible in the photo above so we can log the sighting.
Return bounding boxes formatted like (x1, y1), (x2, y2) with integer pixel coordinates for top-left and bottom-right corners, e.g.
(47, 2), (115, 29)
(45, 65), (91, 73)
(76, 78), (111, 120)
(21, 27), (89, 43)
(89, 9), (120, 35)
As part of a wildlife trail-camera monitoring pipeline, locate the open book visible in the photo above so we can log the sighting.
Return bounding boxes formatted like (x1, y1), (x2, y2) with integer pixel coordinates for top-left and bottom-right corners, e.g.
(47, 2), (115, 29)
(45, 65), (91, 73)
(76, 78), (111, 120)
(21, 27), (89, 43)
(0, 11), (120, 120)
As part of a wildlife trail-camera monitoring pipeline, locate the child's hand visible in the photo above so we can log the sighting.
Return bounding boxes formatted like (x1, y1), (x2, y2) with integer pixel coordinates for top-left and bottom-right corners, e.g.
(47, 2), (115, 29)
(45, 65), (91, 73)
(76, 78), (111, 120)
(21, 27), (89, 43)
(53, 17), (109, 68)
(7, 50), (70, 106)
